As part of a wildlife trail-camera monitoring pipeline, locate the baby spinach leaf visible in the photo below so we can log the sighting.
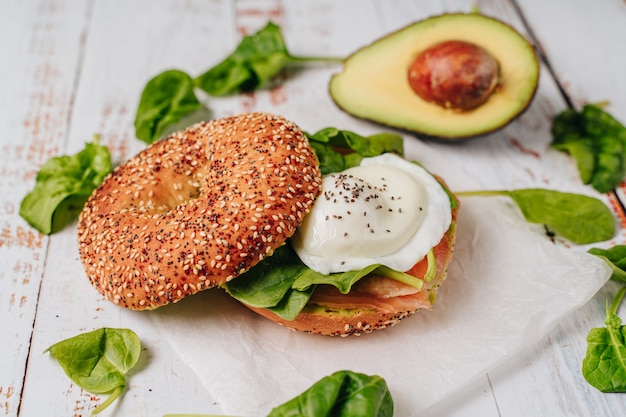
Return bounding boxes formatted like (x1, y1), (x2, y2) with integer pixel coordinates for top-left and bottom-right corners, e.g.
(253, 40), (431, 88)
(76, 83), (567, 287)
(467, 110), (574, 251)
(266, 286), (316, 321)
(134, 23), (340, 143)
(45, 328), (141, 415)
(292, 263), (425, 295)
(506, 189), (615, 244)
(134, 69), (203, 144)
(223, 243), (427, 321)
(225, 262), (308, 309)
(305, 128), (404, 175)
(164, 370), (392, 417)
(309, 141), (346, 175)
(267, 370), (393, 417)
(551, 104), (626, 193)
(195, 22), (342, 96)
(582, 287), (626, 393)
(292, 264), (381, 294)
(588, 245), (626, 283)
(456, 188), (615, 244)
(222, 245), (305, 307)
(20, 137), (111, 235)
(307, 128), (404, 157)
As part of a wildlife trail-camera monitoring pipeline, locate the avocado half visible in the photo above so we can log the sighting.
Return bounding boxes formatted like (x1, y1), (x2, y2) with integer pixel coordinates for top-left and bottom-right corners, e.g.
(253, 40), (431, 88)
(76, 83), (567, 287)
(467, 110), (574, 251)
(329, 13), (540, 140)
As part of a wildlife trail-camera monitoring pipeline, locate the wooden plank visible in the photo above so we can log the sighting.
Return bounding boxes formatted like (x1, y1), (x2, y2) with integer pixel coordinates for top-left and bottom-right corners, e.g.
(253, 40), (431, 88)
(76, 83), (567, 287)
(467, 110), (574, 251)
(0, 1), (89, 415)
(482, 0), (626, 415)
(5, 0), (625, 416)
(18, 1), (233, 415)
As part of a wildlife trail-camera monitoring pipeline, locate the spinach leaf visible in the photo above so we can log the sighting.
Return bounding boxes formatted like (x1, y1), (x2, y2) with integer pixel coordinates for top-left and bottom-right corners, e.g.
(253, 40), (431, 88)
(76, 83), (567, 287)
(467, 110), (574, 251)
(134, 23), (341, 143)
(588, 245), (626, 283)
(20, 137), (112, 235)
(222, 245), (305, 307)
(309, 141), (346, 175)
(225, 263), (308, 309)
(195, 22), (342, 96)
(45, 328), (141, 415)
(292, 264), (381, 294)
(551, 104), (626, 193)
(456, 188), (615, 244)
(267, 370), (393, 417)
(305, 128), (404, 175)
(307, 128), (404, 157)
(134, 69), (203, 144)
(266, 286), (317, 321)
(224, 244), (429, 321)
(292, 263), (425, 294)
(582, 287), (626, 393)
(164, 370), (392, 417)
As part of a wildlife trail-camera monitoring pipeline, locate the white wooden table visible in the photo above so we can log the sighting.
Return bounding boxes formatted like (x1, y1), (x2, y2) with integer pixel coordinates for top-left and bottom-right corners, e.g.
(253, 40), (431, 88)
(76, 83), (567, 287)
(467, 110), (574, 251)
(2, 0), (626, 416)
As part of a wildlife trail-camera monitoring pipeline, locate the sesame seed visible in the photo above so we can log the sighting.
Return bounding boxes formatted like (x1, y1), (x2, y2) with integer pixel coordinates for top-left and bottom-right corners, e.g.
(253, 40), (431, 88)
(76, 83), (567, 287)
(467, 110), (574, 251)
(76, 112), (322, 310)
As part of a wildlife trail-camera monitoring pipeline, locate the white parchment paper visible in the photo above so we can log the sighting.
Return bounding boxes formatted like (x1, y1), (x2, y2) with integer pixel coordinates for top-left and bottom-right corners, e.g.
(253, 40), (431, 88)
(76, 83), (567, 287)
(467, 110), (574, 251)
(151, 196), (611, 417)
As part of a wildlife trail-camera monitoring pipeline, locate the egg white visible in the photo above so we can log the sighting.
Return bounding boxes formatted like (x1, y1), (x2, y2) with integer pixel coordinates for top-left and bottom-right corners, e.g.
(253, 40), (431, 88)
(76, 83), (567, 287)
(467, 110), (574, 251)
(291, 153), (452, 274)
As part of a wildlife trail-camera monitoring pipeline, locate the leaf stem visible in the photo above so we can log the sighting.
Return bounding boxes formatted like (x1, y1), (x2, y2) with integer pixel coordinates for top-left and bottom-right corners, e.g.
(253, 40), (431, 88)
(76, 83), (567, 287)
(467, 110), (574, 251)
(609, 286), (626, 315)
(454, 190), (509, 197)
(91, 386), (124, 415)
(290, 55), (344, 64)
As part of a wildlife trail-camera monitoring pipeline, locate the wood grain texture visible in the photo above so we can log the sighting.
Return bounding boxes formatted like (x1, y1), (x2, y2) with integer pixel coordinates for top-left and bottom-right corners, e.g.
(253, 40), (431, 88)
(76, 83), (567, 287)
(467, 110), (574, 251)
(2, 0), (625, 416)
(0, 1), (89, 415)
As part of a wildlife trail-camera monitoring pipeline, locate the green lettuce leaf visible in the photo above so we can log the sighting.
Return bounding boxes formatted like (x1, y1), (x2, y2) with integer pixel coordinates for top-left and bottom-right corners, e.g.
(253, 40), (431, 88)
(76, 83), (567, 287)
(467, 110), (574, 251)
(20, 137), (111, 234)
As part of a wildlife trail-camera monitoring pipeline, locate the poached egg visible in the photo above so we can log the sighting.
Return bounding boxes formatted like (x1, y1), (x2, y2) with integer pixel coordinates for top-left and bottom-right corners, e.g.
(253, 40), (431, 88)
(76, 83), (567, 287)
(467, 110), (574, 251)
(291, 153), (452, 274)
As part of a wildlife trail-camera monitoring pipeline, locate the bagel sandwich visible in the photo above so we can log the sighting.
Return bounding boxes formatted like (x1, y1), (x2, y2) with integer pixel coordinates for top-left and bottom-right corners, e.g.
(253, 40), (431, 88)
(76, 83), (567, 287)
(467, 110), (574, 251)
(77, 112), (458, 336)
(224, 152), (459, 336)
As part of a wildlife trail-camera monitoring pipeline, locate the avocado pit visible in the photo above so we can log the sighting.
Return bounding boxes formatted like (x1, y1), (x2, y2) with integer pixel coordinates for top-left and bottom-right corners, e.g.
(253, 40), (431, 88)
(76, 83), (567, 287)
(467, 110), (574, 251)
(408, 40), (500, 111)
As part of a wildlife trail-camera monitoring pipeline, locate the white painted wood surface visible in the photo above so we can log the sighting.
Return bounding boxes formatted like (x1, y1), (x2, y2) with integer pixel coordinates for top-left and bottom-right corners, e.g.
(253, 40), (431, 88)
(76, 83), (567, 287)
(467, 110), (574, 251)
(1, 0), (626, 416)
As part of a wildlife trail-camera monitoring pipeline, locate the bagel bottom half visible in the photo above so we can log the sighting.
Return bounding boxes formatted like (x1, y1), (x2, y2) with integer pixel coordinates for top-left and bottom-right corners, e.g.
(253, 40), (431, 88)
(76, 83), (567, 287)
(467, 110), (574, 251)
(245, 201), (459, 337)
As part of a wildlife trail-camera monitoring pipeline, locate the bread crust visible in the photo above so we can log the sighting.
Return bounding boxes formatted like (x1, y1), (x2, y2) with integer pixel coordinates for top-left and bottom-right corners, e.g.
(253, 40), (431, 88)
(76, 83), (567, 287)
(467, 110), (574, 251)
(77, 113), (322, 310)
(247, 200), (459, 336)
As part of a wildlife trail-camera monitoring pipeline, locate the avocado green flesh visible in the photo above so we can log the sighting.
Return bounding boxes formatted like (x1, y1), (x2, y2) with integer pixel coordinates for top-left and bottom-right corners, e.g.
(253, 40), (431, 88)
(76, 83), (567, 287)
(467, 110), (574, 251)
(329, 13), (540, 140)
(302, 304), (375, 318)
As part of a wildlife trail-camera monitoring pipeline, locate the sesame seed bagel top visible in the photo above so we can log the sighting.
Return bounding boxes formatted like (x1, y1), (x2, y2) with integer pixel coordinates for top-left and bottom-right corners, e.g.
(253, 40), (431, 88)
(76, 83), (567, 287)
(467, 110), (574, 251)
(77, 112), (322, 310)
